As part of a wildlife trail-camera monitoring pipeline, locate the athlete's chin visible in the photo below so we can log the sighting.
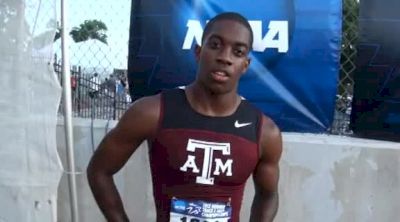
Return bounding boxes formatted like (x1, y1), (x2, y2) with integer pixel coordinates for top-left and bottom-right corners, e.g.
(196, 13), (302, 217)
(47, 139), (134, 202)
(198, 79), (235, 95)
(207, 84), (234, 95)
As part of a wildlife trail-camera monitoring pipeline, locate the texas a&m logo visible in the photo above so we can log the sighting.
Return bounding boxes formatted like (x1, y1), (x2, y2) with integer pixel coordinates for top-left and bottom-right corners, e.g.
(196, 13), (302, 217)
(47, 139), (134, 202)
(179, 139), (233, 185)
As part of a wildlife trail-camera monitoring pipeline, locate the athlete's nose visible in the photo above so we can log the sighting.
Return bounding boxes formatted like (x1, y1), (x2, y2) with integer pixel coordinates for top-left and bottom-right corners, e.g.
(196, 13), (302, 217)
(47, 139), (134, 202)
(216, 47), (233, 66)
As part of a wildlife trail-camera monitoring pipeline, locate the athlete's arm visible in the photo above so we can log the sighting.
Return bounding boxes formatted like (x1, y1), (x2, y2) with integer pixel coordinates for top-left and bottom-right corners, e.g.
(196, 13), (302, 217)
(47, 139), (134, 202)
(86, 95), (160, 222)
(249, 116), (283, 222)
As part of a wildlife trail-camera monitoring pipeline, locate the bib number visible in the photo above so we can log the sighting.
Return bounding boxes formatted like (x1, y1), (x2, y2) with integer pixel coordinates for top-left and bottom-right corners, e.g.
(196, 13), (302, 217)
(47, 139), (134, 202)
(169, 198), (231, 222)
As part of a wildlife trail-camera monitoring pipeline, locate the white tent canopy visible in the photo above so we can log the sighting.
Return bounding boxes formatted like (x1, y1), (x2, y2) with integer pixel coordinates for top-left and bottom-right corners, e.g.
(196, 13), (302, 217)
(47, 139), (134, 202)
(0, 0), (63, 221)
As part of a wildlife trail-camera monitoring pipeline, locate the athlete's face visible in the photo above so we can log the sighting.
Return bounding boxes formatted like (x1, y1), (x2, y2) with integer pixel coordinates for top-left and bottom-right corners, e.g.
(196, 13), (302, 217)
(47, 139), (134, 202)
(195, 19), (251, 94)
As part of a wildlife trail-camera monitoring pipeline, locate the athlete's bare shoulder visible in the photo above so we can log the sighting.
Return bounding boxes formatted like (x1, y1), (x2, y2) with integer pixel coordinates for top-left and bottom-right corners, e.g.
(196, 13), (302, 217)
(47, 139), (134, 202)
(115, 93), (161, 141)
(259, 114), (282, 162)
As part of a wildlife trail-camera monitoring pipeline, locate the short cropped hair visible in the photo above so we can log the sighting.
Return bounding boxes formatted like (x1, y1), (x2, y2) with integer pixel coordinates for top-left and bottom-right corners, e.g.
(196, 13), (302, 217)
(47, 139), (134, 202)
(202, 12), (254, 48)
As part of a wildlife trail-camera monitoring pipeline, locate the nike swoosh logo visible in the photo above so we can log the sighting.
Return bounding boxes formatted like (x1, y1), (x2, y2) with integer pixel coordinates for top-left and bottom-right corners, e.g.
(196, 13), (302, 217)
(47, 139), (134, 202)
(234, 120), (252, 128)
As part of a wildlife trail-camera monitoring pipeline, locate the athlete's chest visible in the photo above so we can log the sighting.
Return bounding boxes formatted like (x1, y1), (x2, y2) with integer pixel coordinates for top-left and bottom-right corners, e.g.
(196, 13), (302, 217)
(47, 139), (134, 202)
(151, 129), (259, 185)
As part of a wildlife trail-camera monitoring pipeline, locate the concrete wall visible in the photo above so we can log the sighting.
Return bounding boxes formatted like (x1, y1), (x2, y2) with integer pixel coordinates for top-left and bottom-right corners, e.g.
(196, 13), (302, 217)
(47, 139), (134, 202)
(56, 118), (400, 222)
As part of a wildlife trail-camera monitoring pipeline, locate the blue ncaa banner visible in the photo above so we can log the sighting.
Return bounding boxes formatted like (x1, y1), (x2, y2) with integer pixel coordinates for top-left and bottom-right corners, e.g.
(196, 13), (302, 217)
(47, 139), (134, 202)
(127, 0), (342, 132)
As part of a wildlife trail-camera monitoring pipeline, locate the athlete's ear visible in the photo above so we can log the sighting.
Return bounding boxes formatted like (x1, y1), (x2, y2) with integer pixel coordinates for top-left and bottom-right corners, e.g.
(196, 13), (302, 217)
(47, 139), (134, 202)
(242, 57), (251, 74)
(194, 44), (202, 62)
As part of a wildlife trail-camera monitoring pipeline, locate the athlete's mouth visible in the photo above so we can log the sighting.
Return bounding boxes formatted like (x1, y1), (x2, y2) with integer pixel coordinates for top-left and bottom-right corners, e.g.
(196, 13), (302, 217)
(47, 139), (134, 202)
(210, 70), (229, 82)
(213, 71), (228, 77)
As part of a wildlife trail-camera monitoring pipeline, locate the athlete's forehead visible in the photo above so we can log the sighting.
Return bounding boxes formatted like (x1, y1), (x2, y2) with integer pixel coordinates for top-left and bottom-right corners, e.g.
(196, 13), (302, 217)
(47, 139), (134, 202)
(203, 19), (252, 48)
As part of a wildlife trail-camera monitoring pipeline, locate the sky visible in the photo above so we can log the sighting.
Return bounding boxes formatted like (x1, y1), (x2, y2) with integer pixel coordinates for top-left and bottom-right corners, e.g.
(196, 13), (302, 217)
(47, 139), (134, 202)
(55, 0), (132, 76)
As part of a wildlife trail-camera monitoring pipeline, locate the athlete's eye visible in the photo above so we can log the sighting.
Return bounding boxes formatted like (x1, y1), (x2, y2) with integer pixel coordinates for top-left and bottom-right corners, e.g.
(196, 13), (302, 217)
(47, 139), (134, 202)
(207, 38), (221, 49)
(233, 47), (246, 57)
(234, 49), (244, 56)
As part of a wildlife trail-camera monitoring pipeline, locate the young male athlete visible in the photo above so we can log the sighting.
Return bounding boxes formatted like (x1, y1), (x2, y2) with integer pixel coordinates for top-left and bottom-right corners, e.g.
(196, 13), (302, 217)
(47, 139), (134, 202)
(87, 12), (283, 222)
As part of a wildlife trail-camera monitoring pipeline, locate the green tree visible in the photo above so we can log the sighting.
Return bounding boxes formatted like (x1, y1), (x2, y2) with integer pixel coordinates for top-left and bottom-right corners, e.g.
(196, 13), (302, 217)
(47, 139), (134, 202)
(54, 19), (108, 44)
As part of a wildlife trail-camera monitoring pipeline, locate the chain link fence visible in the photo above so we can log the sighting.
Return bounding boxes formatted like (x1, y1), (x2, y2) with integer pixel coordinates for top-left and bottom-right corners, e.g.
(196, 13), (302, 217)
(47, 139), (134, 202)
(55, 56), (130, 120)
(330, 0), (359, 135)
(55, 0), (359, 133)
(55, 0), (132, 120)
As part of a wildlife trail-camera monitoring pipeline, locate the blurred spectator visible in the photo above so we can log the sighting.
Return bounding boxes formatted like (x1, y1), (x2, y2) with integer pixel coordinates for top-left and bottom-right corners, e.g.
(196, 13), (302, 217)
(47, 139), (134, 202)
(89, 73), (100, 98)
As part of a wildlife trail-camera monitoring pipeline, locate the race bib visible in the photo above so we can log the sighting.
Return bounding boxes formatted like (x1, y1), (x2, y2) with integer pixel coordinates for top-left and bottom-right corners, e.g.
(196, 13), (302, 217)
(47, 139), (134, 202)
(169, 198), (232, 222)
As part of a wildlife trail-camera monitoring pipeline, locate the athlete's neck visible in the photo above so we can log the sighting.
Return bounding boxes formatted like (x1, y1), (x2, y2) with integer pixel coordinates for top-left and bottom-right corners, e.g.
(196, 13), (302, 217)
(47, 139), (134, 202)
(185, 84), (241, 117)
